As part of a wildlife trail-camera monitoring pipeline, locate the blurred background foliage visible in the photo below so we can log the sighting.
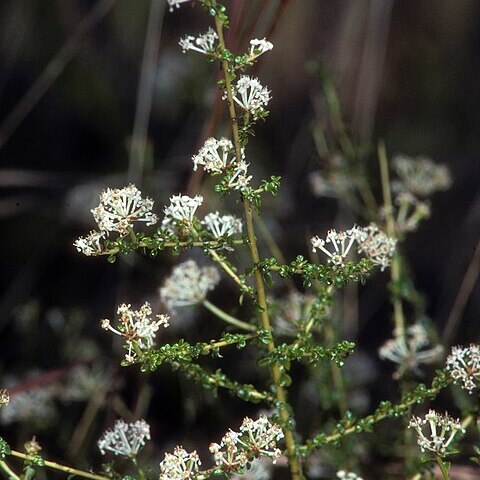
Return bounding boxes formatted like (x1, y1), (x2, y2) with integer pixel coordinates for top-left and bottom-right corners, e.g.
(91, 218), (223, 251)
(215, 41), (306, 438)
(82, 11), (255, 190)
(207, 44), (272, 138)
(0, 0), (479, 475)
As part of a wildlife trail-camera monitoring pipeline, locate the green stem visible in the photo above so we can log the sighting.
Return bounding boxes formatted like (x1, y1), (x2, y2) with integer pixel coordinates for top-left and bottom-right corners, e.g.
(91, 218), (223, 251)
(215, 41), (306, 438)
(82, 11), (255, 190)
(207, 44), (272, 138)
(325, 323), (348, 416)
(207, 248), (250, 293)
(378, 141), (405, 340)
(202, 299), (256, 331)
(0, 460), (20, 480)
(98, 238), (247, 257)
(201, 333), (257, 353)
(436, 456), (451, 480)
(212, 9), (302, 480)
(9, 451), (107, 480)
(131, 457), (146, 480)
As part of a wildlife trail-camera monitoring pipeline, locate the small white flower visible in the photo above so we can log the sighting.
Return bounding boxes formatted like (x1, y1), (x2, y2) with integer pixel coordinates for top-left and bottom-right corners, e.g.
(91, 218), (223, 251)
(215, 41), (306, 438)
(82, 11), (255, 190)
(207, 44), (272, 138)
(203, 212), (242, 238)
(210, 430), (248, 472)
(101, 302), (169, 363)
(98, 419), (150, 457)
(237, 415), (284, 462)
(311, 226), (361, 266)
(230, 75), (271, 118)
(166, 0), (191, 12)
(210, 416), (283, 473)
(74, 230), (105, 256)
(392, 155), (452, 197)
(161, 194), (203, 234)
(179, 27), (218, 55)
(159, 446), (202, 480)
(192, 137), (239, 174)
(160, 260), (220, 311)
(379, 324), (443, 377)
(446, 344), (480, 393)
(248, 38), (273, 60)
(408, 410), (465, 455)
(357, 223), (396, 271)
(337, 470), (364, 480)
(0, 389), (10, 407)
(91, 184), (158, 236)
(227, 160), (253, 191)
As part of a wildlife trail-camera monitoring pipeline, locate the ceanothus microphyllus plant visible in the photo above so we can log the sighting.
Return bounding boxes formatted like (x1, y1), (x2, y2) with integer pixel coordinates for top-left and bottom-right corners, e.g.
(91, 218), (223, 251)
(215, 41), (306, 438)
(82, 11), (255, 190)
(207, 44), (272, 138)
(1, 2), (470, 480)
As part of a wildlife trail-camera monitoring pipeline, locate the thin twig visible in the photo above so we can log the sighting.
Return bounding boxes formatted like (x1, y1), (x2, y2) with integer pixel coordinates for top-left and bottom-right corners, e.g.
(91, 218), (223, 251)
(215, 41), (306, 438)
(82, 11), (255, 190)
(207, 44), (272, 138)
(128, 0), (166, 185)
(10, 451), (108, 480)
(442, 234), (480, 344)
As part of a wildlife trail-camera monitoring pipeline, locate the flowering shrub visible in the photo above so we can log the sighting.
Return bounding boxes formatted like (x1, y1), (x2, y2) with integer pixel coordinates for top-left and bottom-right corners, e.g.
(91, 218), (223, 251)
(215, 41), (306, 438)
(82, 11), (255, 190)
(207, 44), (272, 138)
(0, 2), (476, 480)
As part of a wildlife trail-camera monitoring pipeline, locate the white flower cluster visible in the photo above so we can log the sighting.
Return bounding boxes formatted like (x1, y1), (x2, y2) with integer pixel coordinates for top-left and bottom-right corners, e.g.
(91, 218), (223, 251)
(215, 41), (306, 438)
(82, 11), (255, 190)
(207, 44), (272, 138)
(179, 27), (218, 55)
(92, 184), (158, 234)
(446, 344), (480, 393)
(73, 230), (105, 257)
(166, 0), (191, 11)
(160, 259), (220, 311)
(248, 38), (273, 60)
(337, 471), (364, 480)
(231, 75), (271, 119)
(209, 416), (283, 472)
(392, 155), (452, 197)
(0, 382), (56, 426)
(311, 224), (396, 270)
(192, 137), (252, 191)
(159, 446), (202, 480)
(203, 212), (242, 239)
(160, 191), (243, 239)
(0, 389), (9, 407)
(192, 137), (237, 174)
(379, 324), (443, 377)
(161, 194), (203, 234)
(356, 224), (397, 271)
(98, 419), (150, 457)
(101, 302), (169, 363)
(311, 227), (359, 267)
(74, 184), (158, 255)
(158, 416), (282, 479)
(408, 410), (465, 456)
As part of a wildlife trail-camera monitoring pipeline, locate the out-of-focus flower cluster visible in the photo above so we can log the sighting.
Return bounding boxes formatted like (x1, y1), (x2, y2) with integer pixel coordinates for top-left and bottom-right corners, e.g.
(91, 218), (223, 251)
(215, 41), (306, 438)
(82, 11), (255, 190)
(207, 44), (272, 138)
(392, 155), (452, 197)
(379, 324), (443, 378)
(160, 259), (220, 312)
(337, 471), (364, 480)
(98, 419), (150, 457)
(311, 223), (396, 271)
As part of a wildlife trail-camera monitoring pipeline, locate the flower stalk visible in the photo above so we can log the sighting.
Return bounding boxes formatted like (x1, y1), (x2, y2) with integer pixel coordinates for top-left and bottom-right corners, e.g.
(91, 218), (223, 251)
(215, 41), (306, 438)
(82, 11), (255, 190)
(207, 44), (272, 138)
(203, 299), (256, 331)
(9, 451), (108, 480)
(378, 141), (405, 340)
(212, 6), (303, 480)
